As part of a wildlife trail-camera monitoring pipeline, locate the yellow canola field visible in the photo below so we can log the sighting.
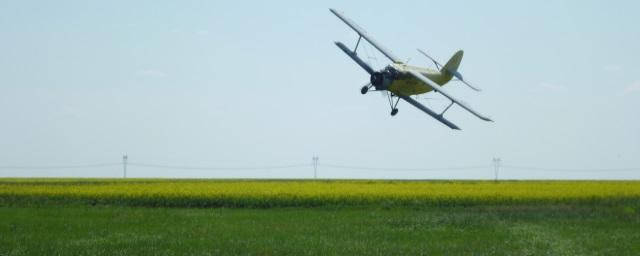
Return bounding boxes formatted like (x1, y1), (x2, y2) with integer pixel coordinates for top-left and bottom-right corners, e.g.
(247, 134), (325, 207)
(1, 179), (639, 207)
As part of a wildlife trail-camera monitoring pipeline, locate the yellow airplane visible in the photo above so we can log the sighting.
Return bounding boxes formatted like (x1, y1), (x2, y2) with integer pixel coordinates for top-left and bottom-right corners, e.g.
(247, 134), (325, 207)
(331, 9), (492, 130)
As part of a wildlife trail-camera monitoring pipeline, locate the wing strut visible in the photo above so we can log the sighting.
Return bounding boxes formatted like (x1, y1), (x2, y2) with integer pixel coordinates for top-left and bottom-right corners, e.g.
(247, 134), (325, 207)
(330, 9), (403, 64)
(335, 41), (374, 75)
(441, 101), (455, 116)
(398, 95), (460, 130)
(354, 36), (362, 53)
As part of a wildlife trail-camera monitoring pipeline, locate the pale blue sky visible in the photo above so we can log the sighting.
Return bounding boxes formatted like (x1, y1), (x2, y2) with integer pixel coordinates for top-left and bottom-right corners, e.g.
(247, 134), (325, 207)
(1, 1), (639, 179)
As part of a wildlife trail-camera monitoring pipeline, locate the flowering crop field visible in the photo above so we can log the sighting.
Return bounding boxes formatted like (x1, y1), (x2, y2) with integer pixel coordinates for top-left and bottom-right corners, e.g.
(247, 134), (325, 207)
(1, 179), (639, 207)
(2, 179), (640, 255)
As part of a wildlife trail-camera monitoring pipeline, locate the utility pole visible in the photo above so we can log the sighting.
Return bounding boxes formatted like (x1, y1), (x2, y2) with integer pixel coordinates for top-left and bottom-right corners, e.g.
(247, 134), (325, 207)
(493, 157), (501, 182)
(123, 154), (128, 178)
(312, 156), (319, 179)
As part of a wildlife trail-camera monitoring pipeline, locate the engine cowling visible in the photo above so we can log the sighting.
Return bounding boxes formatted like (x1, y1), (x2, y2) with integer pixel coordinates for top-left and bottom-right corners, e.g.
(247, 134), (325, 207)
(370, 67), (397, 90)
(370, 72), (384, 88)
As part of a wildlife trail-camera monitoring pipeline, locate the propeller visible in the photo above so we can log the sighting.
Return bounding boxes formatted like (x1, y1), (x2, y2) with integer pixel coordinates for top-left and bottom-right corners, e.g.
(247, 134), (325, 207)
(417, 49), (482, 92)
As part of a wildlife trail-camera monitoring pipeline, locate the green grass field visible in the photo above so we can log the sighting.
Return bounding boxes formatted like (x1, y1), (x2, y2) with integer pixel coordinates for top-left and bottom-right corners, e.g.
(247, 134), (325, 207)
(1, 179), (639, 255)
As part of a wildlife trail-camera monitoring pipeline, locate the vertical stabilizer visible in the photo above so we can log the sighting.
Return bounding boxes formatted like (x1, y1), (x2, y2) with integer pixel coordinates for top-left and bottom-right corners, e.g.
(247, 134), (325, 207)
(441, 50), (464, 78)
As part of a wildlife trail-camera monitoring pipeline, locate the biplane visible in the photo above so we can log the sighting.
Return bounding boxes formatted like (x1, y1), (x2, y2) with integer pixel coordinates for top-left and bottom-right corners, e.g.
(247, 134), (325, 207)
(331, 9), (493, 130)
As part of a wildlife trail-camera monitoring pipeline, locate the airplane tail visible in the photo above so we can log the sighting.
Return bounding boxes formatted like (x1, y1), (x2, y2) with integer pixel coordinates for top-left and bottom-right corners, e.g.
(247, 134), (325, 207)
(441, 50), (464, 81)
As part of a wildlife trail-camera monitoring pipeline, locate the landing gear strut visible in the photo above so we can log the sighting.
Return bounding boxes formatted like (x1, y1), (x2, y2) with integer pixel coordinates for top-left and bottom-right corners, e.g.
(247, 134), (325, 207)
(387, 92), (401, 117)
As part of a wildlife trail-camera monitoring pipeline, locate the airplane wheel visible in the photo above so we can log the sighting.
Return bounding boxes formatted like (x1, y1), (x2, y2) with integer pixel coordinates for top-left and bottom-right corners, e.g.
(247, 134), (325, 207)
(391, 108), (398, 116)
(361, 86), (369, 94)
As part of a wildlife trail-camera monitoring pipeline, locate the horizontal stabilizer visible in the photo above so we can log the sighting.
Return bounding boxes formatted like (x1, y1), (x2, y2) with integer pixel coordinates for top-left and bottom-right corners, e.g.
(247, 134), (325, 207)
(418, 49), (481, 92)
(417, 49), (443, 69)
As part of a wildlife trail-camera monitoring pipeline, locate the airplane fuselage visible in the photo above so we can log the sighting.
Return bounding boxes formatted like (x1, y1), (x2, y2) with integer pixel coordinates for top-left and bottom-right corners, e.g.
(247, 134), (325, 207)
(386, 64), (453, 96)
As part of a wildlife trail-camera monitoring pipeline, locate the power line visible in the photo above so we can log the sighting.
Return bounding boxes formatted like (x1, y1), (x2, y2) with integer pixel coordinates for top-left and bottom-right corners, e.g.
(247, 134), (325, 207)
(0, 160), (639, 175)
(127, 162), (310, 171)
(502, 165), (640, 173)
(319, 163), (490, 172)
(0, 163), (121, 170)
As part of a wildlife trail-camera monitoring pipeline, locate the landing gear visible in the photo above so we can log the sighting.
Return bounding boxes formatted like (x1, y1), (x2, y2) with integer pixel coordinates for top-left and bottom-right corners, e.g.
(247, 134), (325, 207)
(387, 92), (401, 117)
(361, 85), (369, 94)
(361, 83), (374, 95)
(363, 86), (402, 117)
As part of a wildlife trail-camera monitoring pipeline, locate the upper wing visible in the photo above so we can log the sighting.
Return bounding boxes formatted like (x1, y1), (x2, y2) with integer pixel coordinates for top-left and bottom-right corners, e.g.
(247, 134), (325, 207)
(406, 69), (493, 122)
(398, 95), (461, 130)
(330, 9), (403, 64)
